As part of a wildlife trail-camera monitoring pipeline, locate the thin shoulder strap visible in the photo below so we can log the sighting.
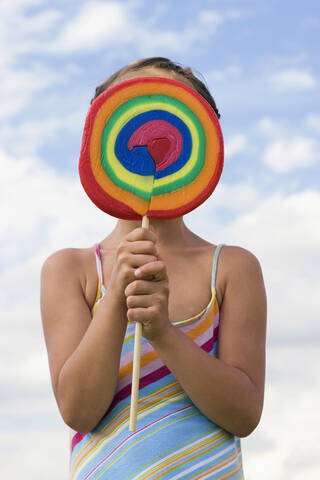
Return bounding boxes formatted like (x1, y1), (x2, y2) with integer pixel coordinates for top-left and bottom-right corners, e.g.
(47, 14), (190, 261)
(211, 244), (225, 291)
(94, 243), (104, 285)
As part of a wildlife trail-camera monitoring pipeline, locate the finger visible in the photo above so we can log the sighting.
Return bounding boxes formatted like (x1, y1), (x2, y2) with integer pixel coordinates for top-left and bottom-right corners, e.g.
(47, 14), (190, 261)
(127, 307), (153, 323)
(134, 260), (167, 281)
(125, 279), (161, 297)
(125, 227), (157, 244)
(126, 254), (158, 269)
(127, 240), (158, 256)
(126, 294), (154, 309)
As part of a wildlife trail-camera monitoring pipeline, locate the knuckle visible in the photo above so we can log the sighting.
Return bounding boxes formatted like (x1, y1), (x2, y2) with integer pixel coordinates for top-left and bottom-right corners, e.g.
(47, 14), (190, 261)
(130, 280), (140, 293)
(127, 309), (134, 322)
(144, 229), (155, 241)
(122, 264), (132, 282)
(136, 279), (145, 290)
(121, 262), (130, 274)
(117, 250), (128, 265)
(147, 241), (156, 253)
(124, 284), (130, 296)
(151, 304), (159, 316)
(159, 261), (166, 272)
(162, 283), (169, 295)
(117, 242), (127, 255)
(126, 296), (134, 308)
(157, 281), (168, 294)
(155, 293), (163, 305)
(128, 307), (140, 321)
(137, 227), (145, 238)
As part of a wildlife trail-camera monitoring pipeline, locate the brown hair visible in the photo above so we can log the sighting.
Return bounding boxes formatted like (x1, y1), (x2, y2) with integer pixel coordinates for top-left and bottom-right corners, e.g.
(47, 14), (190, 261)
(91, 57), (220, 119)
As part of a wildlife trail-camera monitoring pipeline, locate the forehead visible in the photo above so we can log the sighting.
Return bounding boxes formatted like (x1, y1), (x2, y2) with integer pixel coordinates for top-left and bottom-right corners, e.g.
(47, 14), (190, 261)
(116, 66), (194, 89)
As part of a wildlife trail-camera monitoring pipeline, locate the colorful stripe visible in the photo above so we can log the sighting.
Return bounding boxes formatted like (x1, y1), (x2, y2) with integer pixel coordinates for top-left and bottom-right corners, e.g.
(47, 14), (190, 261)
(70, 244), (243, 479)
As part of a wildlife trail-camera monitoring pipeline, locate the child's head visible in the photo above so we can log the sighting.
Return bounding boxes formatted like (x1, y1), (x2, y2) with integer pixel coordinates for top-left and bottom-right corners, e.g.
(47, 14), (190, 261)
(91, 57), (220, 119)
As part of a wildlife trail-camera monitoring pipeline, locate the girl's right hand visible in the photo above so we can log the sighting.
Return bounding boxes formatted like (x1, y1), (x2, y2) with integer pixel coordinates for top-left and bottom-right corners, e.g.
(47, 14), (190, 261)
(108, 227), (158, 300)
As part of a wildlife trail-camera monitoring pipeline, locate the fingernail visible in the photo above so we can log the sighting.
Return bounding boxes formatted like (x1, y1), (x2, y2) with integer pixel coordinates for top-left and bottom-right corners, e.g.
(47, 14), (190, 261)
(135, 269), (141, 277)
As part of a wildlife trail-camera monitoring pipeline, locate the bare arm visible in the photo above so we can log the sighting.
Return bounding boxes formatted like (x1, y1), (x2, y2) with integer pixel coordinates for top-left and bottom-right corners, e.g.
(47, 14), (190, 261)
(40, 250), (127, 433)
(40, 229), (158, 433)
(126, 246), (267, 437)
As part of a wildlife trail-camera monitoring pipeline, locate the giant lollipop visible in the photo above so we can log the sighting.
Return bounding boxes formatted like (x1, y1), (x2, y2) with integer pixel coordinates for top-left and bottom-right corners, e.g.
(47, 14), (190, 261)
(79, 76), (224, 431)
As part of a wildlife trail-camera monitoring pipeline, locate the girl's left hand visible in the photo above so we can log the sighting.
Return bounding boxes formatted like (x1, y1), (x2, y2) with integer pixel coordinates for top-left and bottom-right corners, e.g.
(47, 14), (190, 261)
(124, 258), (172, 342)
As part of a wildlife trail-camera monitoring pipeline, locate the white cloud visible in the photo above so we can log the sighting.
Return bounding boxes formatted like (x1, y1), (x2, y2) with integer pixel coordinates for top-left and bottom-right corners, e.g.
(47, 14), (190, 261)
(0, 4), (83, 122)
(269, 69), (317, 91)
(51, 1), (131, 53)
(0, 3), (61, 67)
(261, 137), (318, 172)
(214, 182), (261, 212)
(243, 346), (320, 479)
(31, 3), (244, 56)
(197, 9), (224, 29)
(266, 53), (307, 68)
(0, 64), (66, 120)
(12, 8), (62, 39)
(305, 113), (320, 133)
(0, 148), (116, 271)
(1, 110), (84, 156)
(0, 0), (44, 11)
(220, 190), (320, 272)
(207, 65), (242, 83)
(225, 133), (248, 158)
(0, 428), (69, 479)
(211, 190), (320, 342)
(256, 117), (285, 137)
(139, 8), (244, 54)
(223, 8), (246, 20)
(17, 352), (50, 386)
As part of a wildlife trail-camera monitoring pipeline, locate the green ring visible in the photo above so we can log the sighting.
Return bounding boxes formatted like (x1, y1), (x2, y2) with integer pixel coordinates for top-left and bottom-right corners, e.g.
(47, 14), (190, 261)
(101, 95), (205, 199)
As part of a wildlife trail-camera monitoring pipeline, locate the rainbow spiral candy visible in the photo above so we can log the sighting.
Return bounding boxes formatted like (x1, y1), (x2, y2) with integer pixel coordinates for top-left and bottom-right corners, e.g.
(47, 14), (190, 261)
(79, 77), (223, 219)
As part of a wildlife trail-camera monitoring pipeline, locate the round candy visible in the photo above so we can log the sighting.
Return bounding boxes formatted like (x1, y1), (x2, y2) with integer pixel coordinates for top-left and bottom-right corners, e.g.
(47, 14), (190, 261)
(79, 76), (224, 220)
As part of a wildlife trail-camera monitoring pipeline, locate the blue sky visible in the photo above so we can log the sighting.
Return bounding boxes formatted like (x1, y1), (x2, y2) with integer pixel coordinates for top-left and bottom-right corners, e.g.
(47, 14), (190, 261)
(0, 1), (319, 478)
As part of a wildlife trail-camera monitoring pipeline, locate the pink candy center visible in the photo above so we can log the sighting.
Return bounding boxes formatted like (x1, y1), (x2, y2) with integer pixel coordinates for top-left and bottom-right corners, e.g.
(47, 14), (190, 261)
(128, 120), (182, 171)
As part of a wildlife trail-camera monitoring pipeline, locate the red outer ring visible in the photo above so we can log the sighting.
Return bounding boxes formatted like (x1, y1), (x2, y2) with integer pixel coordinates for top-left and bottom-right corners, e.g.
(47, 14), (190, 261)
(78, 76), (224, 220)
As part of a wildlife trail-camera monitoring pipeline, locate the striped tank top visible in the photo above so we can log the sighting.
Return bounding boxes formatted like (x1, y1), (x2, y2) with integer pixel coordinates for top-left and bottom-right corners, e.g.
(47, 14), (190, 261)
(69, 244), (244, 479)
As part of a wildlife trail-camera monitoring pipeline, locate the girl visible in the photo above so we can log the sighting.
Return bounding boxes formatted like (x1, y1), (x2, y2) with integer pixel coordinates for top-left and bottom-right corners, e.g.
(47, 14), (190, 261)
(41, 57), (267, 479)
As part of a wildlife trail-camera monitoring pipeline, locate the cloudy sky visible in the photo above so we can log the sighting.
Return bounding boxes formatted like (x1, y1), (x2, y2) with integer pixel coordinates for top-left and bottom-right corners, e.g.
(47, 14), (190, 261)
(1, 0), (319, 478)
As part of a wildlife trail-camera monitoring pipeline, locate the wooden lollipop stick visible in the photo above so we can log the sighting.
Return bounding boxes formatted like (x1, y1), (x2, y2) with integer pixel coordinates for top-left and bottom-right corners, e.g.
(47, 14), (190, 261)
(129, 214), (150, 431)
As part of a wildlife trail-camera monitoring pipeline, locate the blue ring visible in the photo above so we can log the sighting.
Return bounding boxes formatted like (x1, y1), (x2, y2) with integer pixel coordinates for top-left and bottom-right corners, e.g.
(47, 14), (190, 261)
(114, 110), (192, 178)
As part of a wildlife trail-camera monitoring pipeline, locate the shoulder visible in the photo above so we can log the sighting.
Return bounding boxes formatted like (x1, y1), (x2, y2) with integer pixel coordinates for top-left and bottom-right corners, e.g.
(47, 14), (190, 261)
(41, 247), (96, 292)
(41, 246), (100, 312)
(220, 245), (262, 273)
(42, 248), (80, 269)
(41, 247), (85, 276)
(217, 245), (264, 302)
